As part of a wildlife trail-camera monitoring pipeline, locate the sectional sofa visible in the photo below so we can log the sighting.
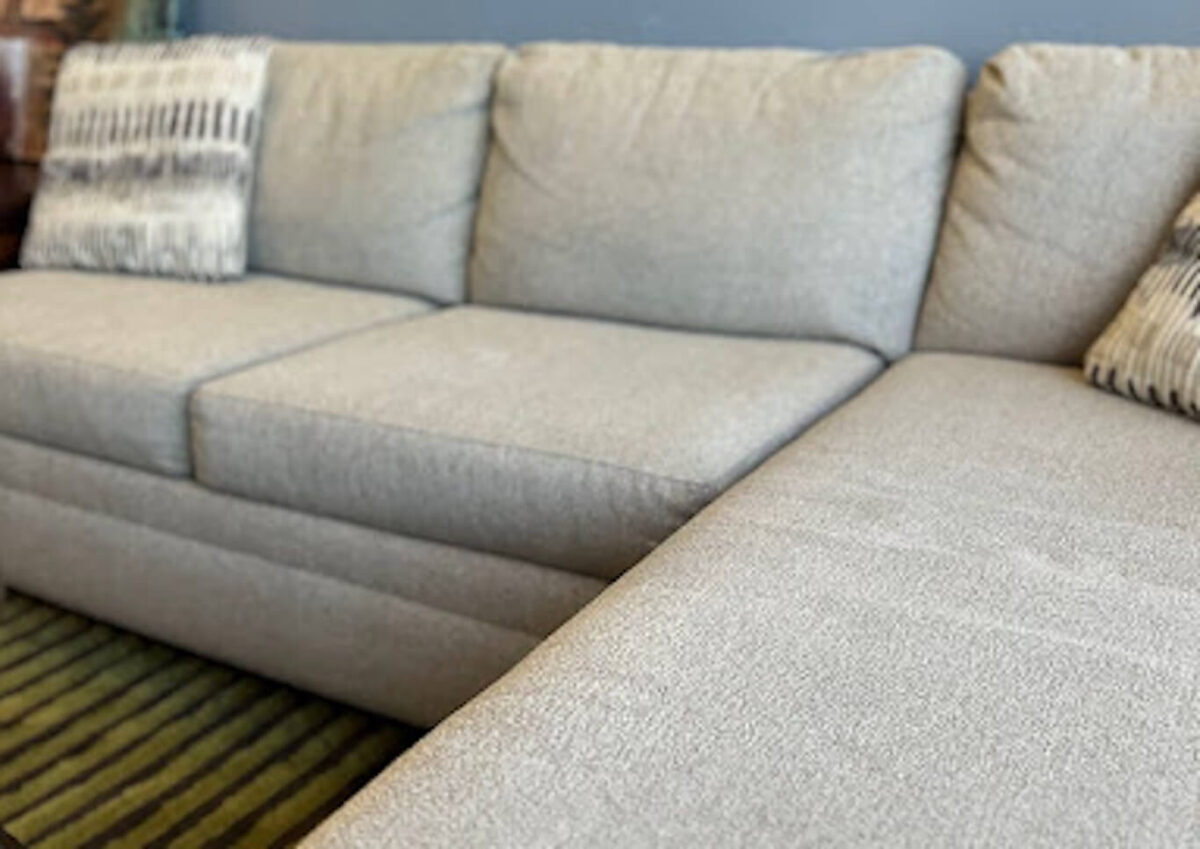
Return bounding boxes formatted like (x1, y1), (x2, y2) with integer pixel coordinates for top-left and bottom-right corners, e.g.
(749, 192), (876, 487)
(2, 39), (1199, 846)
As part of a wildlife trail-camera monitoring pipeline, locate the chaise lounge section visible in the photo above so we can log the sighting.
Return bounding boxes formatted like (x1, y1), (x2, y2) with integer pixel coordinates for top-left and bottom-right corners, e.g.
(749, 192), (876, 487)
(305, 353), (1200, 847)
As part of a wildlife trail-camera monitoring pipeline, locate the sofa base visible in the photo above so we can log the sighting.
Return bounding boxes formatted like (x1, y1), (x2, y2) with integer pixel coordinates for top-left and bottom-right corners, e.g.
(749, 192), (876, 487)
(0, 434), (608, 727)
(0, 487), (539, 726)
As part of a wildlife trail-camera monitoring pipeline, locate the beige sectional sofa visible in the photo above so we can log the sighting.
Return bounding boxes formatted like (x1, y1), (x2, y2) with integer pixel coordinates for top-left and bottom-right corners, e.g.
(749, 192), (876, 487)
(2, 38), (1199, 846)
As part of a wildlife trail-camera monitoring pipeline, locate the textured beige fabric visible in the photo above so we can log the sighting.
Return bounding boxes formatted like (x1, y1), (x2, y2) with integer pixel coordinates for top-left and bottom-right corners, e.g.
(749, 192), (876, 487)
(0, 432), (602, 638)
(0, 269), (427, 474)
(251, 43), (505, 301)
(919, 43), (1200, 364)
(1085, 192), (1200, 418)
(194, 306), (881, 579)
(304, 353), (1200, 846)
(0, 486), (538, 727)
(470, 43), (966, 360)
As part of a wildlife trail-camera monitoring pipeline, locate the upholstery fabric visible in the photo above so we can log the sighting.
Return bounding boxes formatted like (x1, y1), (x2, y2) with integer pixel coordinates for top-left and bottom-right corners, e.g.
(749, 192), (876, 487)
(0, 432), (602, 638)
(470, 43), (966, 360)
(0, 269), (427, 475)
(250, 43), (505, 301)
(303, 353), (1200, 847)
(193, 306), (881, 579)
(1086, 191), (1200, 418)
(919, 43), (1200, 364)
(21, 38), (273, 280)
(0, 487), (539, 728)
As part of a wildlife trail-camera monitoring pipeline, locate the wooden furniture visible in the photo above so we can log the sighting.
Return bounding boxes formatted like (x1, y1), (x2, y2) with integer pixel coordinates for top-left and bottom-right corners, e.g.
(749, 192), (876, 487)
(0, 159), (36, 268)
(0, 1), (178, 162)
(0, 2), (160, 266)
(0, 1), (125, 161)
(0, 2), (177, 268)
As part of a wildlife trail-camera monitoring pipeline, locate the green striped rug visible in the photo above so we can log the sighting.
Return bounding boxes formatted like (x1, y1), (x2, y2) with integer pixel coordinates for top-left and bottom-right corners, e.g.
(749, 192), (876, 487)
(0, 592), (420, 848)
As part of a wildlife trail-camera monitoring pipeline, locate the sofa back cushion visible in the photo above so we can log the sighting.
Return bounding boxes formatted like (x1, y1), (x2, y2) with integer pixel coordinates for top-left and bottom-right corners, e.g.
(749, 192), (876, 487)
(469, 43), (966, 360)
(250, 43), (504, 302)
(918, 44), (1200, 364)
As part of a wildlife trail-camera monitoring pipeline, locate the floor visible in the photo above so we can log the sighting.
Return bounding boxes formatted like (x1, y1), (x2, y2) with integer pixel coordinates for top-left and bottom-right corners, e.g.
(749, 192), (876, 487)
(0, 592), (420, 848)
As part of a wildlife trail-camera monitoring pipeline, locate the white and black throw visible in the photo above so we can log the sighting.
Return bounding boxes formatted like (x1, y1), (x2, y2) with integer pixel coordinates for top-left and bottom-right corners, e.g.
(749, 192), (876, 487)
(1086, 192), (1200, 418)
(21, 37), (273, 281)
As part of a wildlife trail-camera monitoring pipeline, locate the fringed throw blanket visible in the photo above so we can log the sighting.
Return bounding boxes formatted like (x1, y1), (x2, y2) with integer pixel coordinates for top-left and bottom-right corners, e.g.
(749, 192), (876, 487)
(21, 37), (273, 281)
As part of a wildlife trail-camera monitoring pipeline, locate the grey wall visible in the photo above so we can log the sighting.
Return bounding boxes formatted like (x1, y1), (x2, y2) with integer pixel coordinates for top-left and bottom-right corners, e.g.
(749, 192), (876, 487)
(187, 0), (1200, 70)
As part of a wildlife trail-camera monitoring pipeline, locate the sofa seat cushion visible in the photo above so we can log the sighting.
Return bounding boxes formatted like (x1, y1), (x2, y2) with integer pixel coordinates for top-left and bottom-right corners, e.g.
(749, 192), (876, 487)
(301, 353), (1200, 847)
(192, 306), (881, 579)
(0, 270), (428, 475)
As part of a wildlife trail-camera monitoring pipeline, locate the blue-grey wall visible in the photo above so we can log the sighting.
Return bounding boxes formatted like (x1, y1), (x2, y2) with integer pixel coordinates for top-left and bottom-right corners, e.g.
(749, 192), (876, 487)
(186, 0), (1200, 70)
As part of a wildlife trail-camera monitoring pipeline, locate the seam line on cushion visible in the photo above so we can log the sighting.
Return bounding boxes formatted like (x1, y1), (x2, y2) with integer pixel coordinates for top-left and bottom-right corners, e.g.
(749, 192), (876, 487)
(173, 312), (437, 393)
(194, 392), (717, 496)
(0, 483), (548, 642)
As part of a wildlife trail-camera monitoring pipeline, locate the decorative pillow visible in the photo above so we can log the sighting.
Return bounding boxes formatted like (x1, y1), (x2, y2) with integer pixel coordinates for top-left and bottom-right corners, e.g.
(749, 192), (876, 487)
(1085, 192), (1200, 418)
(20, 36), (273, 281)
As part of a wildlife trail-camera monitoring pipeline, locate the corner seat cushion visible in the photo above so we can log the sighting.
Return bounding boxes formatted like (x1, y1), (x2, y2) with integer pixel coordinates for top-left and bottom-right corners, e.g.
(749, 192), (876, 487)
(0, 270), (429, 475)
(300, 353), (1200, 848)
(192, 306), (881, 580)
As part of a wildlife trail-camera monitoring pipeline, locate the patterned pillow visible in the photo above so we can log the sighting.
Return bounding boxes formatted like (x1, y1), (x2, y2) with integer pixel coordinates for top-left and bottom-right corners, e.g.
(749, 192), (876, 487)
(1086, 192), (1200, 418)
(20, 37), (273, 281)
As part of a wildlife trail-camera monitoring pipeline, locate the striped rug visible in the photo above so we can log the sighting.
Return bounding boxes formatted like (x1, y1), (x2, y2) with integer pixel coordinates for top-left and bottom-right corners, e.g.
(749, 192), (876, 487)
(0, 592), (420, 848)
